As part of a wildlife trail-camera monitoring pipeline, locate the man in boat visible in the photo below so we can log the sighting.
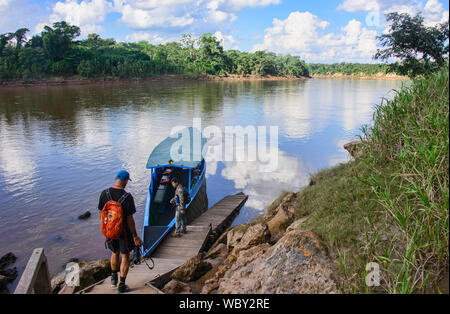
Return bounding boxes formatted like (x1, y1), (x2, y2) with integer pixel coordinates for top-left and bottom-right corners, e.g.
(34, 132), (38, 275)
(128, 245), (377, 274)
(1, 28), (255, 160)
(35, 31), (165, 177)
(98, 170), (143, 293)
(170, 177), (187, 237)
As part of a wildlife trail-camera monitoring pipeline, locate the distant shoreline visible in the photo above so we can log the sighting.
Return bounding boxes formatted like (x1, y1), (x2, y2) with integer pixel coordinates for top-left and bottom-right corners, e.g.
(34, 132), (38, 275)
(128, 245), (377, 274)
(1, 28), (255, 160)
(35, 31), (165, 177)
(0, 74), (309, 88)
(0, 73), (409, 88)
(311, 73), (409, 80)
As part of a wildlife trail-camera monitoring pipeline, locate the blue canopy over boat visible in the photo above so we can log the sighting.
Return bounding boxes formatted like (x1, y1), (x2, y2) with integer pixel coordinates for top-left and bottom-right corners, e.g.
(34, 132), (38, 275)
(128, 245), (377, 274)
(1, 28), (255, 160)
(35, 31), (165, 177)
(146, 127), (208, 169)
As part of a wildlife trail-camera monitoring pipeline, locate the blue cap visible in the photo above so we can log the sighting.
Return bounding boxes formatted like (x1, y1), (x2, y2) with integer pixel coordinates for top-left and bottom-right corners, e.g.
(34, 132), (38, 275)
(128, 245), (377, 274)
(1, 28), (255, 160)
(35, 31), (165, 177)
(116, 169), (131, 181)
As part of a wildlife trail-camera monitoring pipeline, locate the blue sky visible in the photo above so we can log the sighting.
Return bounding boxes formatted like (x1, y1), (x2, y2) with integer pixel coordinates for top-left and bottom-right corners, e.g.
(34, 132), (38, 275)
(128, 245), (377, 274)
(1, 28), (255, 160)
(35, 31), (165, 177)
(0, 0), (448, 63)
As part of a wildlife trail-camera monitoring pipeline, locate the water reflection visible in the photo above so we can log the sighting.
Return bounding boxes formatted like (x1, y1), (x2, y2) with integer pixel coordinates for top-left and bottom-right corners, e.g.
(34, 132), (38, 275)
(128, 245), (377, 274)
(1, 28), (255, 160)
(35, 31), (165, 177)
(0, 78), (404, 281)
(221, 150), (309, 211)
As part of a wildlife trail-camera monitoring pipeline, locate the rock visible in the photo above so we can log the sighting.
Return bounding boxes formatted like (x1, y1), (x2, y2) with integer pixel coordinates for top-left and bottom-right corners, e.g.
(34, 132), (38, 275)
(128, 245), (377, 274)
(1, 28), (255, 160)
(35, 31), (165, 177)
(266, 206), (293, 242)
(67, 258), (79, 264)
(201, 244), (271, 294)
(204, 243), (228, 260)
(226, 223), (271, 255)
(285, 216), (310, 233)
(171, 255), (213, 283)
(60, 258), (80, 270)
(226, 226), (246, 250)
(343, 141), (363, 158)
(78, 211), (91, 220)
(51, 258), (82, 293)
(201, 279), (220, 294)
(0, 275), (10, 294)
(207, 227), (230, 252)
(232, 223), (271, 254)
(75, 259), (111, 292)
(51, 270), (67, 294)
(216, 230), (339, 294)
(162, 279), (193, 294)
(264, 193), (296, 220)
(0, 252), (16, 270)
(58, 285), (76, 294)
(0, 267), (17, 282)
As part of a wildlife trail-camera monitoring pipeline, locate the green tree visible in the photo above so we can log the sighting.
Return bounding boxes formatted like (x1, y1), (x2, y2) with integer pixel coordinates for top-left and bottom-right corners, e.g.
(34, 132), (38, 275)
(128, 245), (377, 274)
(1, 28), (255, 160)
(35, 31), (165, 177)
(374, 12), (449, 77)
(196, 33), (226, 75)
(0, 32), (14, 54)
(12, 28), (29, 49)
(42, 21), (81, 62)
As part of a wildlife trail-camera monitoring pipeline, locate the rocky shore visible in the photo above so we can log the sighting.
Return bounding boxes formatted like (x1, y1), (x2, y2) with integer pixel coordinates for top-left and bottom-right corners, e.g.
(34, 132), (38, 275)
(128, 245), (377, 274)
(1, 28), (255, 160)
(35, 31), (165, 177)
(161, 192), (339, 294)
(159, 141), (365, 294)
(47, 190), (341, 294)
(51, 259), (111, 294)
(0, 252), (18, 294)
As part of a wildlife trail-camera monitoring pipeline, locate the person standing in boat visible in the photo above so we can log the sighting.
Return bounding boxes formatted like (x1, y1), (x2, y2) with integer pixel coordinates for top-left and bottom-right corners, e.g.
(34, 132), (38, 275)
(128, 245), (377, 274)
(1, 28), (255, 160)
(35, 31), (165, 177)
(98, 170), (142, 293)
(170, 177), (187, 237)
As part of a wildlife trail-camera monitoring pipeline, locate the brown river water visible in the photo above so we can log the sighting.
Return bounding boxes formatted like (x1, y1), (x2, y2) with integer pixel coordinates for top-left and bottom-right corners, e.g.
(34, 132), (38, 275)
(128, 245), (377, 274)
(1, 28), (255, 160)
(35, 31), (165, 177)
(0, 78), (405, 288)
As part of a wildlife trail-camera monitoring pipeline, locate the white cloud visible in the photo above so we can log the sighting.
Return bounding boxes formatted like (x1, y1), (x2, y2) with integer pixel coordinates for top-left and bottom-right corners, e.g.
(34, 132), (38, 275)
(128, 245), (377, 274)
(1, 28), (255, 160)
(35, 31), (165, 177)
(423, 0), (449, 25)
(125, 32), (173, 43)
(117, 1), (195, 29)
(113, 0), (279, 30)
(253, 12), (378, 63)
(0, 119), (38, 195)
(0, 0), (11, 10)
(337, 0), (382, 12)
(35, 0), (113, 36)
(338, 0), (449, 26)
(209, 0), (281, 11)
(221, 150), (309, 211)
(214, 31), (239, 50)
(113, 0), (280, 44)
(31, 0), (282, 45)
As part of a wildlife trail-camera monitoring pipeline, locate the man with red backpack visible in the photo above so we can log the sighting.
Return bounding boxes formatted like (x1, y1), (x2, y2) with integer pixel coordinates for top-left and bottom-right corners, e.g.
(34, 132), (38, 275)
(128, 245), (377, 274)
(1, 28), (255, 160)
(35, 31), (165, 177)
(98, 170), (142, 293)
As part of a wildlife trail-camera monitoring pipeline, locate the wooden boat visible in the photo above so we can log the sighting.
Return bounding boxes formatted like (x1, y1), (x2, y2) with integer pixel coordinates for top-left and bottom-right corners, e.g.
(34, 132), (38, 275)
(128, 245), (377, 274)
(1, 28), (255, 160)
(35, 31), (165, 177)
(142, 127), (208, 257)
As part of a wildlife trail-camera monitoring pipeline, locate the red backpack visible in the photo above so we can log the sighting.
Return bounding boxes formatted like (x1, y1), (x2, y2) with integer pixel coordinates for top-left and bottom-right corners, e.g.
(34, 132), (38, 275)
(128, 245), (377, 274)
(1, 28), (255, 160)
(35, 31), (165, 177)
(100, 189), (129, 240)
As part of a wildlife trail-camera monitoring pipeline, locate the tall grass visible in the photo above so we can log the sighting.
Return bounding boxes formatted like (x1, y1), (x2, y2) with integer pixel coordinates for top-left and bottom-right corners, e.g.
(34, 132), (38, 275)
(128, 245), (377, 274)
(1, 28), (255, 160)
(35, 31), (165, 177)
(360, 66), (449, 293)
(293, 66), (449, 293)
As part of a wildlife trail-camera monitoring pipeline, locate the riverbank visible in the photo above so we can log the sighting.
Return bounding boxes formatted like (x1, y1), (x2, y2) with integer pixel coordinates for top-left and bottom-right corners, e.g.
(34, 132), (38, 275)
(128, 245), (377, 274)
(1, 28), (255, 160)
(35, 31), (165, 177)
(0, 73), (410, 88)
(311, 73), (409, 80)
(0, 74), (308, 88)
(159, 66), (448, 294)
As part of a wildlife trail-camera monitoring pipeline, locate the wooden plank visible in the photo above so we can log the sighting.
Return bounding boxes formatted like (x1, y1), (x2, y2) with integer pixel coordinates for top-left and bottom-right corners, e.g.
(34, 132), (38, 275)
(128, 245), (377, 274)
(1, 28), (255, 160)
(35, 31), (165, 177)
(152, 248), (199, 257)
(82, 193), (248, 294)
(15, 248), (51, 294)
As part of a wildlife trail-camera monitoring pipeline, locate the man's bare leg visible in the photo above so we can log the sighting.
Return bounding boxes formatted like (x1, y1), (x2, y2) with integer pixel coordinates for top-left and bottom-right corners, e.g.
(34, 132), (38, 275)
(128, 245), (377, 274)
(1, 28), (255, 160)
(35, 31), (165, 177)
(111, 250), (120, 271)
(120, 253), (130, 278)
(117, 253), (130, 293)
(110, 250), (120, 287)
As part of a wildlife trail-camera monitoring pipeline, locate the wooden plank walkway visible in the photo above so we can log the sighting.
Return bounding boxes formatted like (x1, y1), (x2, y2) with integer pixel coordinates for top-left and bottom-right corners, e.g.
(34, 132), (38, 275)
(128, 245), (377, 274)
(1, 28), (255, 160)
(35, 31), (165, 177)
(79, 192), (248, 294)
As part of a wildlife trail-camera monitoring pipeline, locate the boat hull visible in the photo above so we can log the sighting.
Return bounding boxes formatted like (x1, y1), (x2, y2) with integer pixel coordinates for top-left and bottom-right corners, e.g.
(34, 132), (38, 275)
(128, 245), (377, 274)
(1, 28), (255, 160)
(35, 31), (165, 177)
(142, 164), (208, 257)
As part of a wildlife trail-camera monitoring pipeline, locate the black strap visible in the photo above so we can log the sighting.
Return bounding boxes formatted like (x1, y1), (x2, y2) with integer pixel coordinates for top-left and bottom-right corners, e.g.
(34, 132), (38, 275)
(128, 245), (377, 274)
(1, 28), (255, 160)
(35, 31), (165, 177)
(105, 188), (112, 201)
(106, 188), (129, 204)
(118, 192), (129, 205)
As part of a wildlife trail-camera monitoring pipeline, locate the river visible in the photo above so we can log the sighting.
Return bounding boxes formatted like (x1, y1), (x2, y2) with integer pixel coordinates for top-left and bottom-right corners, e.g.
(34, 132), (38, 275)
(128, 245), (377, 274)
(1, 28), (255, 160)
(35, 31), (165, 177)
(0, 78), (406, 284)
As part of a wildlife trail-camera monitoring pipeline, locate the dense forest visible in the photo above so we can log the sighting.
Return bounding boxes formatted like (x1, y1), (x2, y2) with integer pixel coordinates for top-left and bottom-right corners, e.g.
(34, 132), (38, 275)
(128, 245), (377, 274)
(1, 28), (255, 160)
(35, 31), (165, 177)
(308, 63), (391, 76)
(2, 14), (446, 82)
(0, 21), (310, 81)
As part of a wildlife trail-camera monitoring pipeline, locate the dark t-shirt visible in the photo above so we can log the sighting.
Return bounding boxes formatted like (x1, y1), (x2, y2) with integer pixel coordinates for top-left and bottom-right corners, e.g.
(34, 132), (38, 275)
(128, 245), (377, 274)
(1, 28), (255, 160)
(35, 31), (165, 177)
(98, 188), (136, 238)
